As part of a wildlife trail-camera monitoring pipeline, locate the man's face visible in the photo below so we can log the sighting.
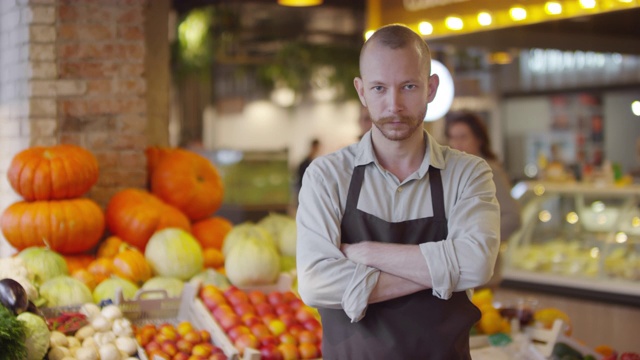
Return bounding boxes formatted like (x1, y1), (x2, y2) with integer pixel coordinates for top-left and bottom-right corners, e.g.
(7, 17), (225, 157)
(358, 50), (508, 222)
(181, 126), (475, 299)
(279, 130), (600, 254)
(355, 42), (439, 141)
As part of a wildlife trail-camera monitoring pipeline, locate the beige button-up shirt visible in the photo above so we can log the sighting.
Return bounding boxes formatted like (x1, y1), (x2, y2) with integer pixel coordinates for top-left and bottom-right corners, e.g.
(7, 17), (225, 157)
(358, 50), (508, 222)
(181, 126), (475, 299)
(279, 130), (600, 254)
(296, 130), (500, 322)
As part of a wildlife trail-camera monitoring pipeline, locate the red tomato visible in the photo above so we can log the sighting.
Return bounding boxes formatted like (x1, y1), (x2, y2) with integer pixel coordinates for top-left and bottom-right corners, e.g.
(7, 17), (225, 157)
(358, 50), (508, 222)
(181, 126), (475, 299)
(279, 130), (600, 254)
(620, 353), (640, 360)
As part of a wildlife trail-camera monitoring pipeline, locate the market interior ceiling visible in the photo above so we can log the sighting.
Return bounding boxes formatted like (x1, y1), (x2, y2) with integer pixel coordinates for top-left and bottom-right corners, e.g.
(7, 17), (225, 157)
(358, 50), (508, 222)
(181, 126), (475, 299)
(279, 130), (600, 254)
(426, 6), (640, 56)
(172, 0), (640, 60)
(172, 0), (367, 65)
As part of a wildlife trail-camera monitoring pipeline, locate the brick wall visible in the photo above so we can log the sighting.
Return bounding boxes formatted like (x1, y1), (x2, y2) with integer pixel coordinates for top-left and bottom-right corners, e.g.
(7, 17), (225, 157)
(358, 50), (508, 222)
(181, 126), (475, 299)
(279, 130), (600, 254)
(56, 0), (149, 206)
(0, 0), (164, 257)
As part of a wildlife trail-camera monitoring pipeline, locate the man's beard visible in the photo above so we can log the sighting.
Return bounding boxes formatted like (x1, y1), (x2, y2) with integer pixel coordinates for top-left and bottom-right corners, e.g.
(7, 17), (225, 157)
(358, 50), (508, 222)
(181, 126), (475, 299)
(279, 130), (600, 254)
(373, 111), (425, 141)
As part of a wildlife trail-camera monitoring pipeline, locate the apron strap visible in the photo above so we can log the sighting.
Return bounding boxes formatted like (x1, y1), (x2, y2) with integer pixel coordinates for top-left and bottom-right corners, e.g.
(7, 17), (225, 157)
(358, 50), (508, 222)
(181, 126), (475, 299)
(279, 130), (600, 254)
(345, 165), (365, 212)
(428, 166), (446, 221)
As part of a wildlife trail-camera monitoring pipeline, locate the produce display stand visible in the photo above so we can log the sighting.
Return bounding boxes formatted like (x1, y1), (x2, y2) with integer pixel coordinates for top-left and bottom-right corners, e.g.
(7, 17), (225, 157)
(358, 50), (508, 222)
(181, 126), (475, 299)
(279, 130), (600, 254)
(470, 318), (603, 359)
(236, 272), (295, 294)
(115, 284), (239, 360)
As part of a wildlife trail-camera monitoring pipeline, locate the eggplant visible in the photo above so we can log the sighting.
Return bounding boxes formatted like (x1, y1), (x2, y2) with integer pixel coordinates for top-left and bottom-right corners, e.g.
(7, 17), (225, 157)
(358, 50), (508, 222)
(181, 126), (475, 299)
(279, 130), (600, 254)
(26, 300), (45, 319)
(0, 278), (29, 315)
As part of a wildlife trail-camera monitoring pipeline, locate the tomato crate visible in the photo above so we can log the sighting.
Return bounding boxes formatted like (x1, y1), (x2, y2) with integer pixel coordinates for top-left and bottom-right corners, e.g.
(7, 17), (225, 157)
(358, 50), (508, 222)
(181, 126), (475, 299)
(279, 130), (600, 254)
(116, 284), (239, 360)
(195, 297), (262, 360)
(196, 273), (323, 360)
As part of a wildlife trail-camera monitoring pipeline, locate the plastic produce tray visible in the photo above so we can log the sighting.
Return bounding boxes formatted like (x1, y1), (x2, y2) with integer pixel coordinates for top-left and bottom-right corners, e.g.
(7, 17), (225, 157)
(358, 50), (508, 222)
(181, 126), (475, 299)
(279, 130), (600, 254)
(117, 284), (240, 360)
(197, 273), (322, 360)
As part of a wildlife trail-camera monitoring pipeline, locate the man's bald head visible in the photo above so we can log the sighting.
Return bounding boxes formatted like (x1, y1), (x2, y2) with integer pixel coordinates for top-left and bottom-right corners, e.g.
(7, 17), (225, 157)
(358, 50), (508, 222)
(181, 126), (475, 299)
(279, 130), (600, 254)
(360, 24), (432, 76)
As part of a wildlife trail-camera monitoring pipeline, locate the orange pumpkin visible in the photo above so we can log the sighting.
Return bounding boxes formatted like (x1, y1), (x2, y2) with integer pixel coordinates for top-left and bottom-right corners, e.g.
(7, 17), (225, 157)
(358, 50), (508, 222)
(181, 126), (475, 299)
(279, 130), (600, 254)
(64, 254), (96, 274)
(96, 236), (124, 258)
(203, 247), (225, 269)
(72, 269), (99, 291)
(151, 149), (224, 221)
(0, 198), (105, 254)
(87, 257), (115, 284)
(112, 245), (152, 285)
(7, 144), (99, 201)
(145, 146), (178, 179)
(105, 188), (191, 251)
(191, 216), (233, 250)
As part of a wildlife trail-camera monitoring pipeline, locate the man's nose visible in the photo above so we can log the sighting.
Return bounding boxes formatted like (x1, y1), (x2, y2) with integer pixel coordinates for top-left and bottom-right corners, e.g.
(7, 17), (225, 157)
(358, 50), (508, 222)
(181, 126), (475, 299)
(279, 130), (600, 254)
(387, 90), (404, 114)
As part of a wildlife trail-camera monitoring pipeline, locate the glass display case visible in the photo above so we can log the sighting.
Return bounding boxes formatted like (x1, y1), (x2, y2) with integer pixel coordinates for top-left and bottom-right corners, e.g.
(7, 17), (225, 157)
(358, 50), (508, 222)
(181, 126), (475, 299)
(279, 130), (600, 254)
(502, 181), (640, 306)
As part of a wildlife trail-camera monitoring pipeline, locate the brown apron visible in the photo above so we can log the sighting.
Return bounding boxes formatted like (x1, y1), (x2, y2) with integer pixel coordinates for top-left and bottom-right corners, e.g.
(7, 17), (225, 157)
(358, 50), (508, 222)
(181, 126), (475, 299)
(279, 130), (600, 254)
(318, 165), (481, 359)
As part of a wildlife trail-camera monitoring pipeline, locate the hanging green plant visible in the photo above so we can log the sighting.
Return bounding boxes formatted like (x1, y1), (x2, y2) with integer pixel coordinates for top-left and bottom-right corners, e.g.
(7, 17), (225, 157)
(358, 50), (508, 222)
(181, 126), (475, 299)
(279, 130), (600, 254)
(256, 42), (361, 102)
(173, 7), (214, 76)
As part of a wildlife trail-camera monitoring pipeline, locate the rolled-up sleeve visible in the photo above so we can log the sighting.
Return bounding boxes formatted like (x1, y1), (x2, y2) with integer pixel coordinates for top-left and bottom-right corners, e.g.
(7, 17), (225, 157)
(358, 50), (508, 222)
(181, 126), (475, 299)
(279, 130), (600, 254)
(420, 159), (500, 299)
(296, 162), (377, 322)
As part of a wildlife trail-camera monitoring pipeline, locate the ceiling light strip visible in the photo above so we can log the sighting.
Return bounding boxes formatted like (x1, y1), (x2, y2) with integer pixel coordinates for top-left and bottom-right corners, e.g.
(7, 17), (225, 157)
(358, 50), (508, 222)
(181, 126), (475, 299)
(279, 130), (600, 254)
(368, 0), (640, 39)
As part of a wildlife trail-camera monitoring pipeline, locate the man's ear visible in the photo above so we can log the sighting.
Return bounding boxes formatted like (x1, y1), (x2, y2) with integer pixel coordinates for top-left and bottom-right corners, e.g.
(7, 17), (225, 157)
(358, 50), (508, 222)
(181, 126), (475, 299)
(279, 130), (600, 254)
(427, 74), (440, 103)
(354, 77), (367, 107)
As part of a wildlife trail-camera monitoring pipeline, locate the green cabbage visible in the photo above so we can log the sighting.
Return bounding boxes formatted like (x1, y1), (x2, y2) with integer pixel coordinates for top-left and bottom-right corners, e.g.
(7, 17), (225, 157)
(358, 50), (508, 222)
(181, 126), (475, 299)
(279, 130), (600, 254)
(17, 312), (50, 360)
(141, 276), (184, 299)
(145, 228), (204, 280)
(258, 213), (297, 256)
(280, 255), (296, 273)
(278, 220), (297, 257)
(189, 269), (230, 290)
(225, 235), (280, 287)
(39, 276), (92, 307)
(18, 247), (68, 285)
(222, 222), (276, 257)
(93, 277), (139, 304)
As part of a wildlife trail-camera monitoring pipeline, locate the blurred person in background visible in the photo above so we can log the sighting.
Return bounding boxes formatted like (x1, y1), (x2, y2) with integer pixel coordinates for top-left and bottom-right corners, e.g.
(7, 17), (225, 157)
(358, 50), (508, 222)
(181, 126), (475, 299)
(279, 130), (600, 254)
(445, 110), (522, 289)
(297, 138), (321, 191)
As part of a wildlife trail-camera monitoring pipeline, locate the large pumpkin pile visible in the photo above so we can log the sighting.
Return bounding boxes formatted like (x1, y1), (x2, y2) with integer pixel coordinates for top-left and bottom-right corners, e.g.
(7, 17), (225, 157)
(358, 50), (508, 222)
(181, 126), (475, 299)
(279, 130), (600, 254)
(0, 144), (236, 307)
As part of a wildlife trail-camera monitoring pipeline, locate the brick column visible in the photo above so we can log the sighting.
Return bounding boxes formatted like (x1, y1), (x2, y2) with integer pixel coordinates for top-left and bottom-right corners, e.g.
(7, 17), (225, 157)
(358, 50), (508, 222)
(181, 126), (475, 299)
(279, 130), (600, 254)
(57, 0), (149, 206)
(0, 0), (164, 257)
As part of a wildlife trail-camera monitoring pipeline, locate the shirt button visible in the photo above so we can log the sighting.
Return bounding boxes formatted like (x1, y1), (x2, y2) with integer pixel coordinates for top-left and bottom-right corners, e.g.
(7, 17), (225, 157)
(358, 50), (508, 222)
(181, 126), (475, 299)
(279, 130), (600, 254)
(397, 187), (403, 193)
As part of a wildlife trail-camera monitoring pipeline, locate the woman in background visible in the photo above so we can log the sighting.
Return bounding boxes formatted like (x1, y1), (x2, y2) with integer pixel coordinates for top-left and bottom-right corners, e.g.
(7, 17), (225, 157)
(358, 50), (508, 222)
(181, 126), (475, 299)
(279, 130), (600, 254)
(445, 111), (522, 289)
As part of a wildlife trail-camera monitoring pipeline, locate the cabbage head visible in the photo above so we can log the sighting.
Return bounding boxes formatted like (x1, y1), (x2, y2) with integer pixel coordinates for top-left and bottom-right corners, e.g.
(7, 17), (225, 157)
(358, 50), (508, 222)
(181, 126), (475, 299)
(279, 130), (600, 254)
(17, 312), (50, 360)
(258, 213), (297, 256)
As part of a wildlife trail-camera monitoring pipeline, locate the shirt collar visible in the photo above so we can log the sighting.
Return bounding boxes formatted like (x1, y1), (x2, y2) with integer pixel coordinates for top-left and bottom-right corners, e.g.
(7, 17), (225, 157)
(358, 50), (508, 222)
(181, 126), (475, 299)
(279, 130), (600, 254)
(354, 129), (447, 176)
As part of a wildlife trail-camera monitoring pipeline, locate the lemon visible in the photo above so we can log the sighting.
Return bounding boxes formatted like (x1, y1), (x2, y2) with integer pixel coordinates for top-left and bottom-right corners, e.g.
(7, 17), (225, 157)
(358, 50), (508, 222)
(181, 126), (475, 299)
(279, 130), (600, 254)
(479, 311), (503, 335)
(471, 288), (494, 308)
(534, 307), (572, 336)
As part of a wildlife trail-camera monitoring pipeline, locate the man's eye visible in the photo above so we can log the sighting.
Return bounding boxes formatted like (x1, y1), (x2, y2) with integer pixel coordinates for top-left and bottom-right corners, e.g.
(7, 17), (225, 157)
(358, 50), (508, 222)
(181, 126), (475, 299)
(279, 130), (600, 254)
(405, 84), (416, 90)
(372, 86), (384, 92)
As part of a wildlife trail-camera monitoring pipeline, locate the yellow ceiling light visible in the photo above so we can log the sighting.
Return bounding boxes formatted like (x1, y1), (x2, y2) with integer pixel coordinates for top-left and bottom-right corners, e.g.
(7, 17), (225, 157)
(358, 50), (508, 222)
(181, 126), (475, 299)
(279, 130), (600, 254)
(477, 11), (493, 26)
(418, 21), (434, 35)
(545, 2), (563, 15)
(278, 0), (322, 6)
(579, 0), (597, 8)
(509, 6), (528, 21)
(488, 51), (513, 65)
(618, 0), (633, 3)
(445, 16), (464, 30)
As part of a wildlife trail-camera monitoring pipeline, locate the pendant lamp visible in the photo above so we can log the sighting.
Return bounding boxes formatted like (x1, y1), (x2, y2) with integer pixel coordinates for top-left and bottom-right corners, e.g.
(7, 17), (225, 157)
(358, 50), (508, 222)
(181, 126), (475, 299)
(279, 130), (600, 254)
(278, 0), (323, 6)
